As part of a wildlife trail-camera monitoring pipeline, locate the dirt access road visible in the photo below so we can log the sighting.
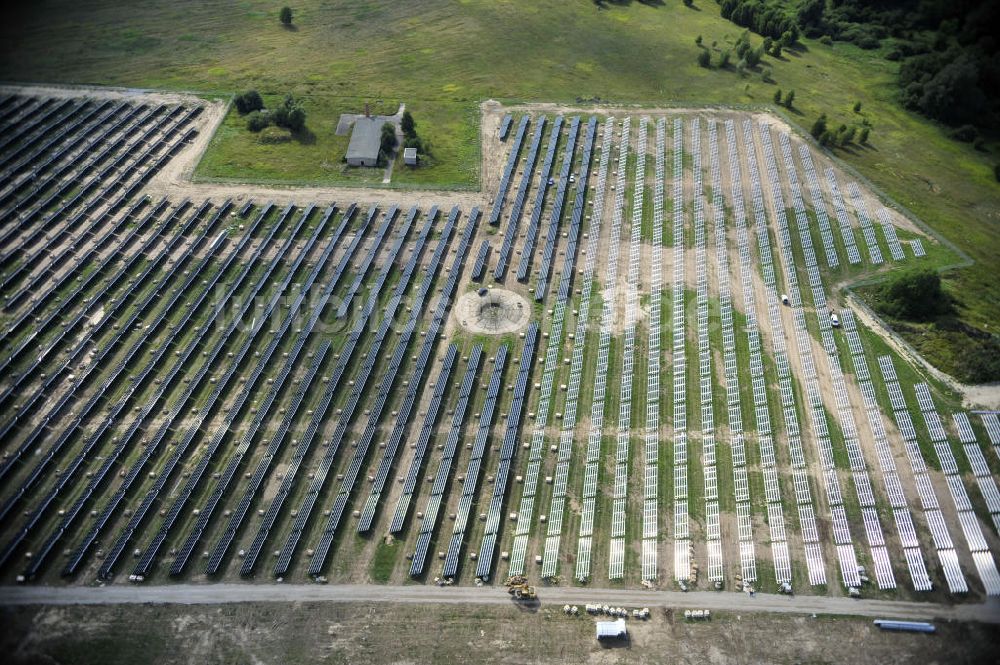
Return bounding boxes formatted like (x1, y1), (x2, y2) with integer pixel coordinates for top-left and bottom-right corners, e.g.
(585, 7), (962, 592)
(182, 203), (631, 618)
(2, 583), (999, 624)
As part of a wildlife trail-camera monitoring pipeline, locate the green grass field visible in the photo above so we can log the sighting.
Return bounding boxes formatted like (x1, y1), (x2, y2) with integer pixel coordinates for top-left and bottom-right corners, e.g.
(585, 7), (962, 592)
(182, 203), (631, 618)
(1, 0), (997, 380)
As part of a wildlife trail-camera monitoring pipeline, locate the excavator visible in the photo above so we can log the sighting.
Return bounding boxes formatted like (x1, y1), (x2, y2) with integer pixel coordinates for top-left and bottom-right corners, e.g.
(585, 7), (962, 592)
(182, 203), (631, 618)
(504, 575), (538, 601)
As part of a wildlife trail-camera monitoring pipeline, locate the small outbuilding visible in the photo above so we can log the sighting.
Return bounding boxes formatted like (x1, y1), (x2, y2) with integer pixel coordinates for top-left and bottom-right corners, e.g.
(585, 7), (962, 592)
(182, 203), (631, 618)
(346, 116), (385, 167)
(403, 147), (418, 166)
(595, 618), (627, 641)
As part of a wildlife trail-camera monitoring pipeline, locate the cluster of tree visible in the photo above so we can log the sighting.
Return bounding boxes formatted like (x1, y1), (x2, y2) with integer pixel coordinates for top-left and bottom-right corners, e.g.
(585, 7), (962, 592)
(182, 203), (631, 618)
(899, 48), (996, 128)
(875, 268), (952, 321)
(714, 1), (999, 143)
(810, 113), (869, 147)
(773, 88), (794, 108)
(718, 0), (799, 43)
(379, 123), (397, 165)
(234, 90), (264, 115)
(400, 110), (428, 156)
(951, 333), (1000, 384)
(234, 92), (307, 134)
(697, 25), (795, 71)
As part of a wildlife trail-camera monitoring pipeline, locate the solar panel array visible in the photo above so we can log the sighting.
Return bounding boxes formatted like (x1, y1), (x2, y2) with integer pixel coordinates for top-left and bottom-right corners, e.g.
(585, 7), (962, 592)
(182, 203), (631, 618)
(7, 200), (285, 575)
(539, 118), (601, 577)
(348, 207), (485, 545)
(875, 355), (970, 592)
(555, 116), (598, 302)
(410, 347), (483, 576)
(670, 118), (691, 582)
(174, 209), (354, 575)
(951, 413), (1000, 540)
(53, 202), (306, 577)
(0, 198), (227, 500)
(839, 310), (932, 591)
(516, 116), (564, 282)
(845, 181), (885, 264)
(476, 323), (539, 579)
(442, 345), (509, 577)
(3, 97), (984, 593)
(608, 116), (645, 581)
(2, 101), (199, 245)
(910, 238), (926, 257)
(471, 239), (490, 281)
(911, 382), (1000, 595)
(794, 145), (839, 268)
(874, 207), (906, 261)
(764, 124), (895, 590)
(639, 118), (665, 582)
(724, 121), (808, 585)
(692, 118), (724, 584)
(94, 203), (330, 578)
(311, 205), (468, 569)
(576, 117), (627, 581)
(0, 195), (165, 405)
(135, 205), (362, 578)
(982, 413), (1000, 460)
(823, 166), (863, 265)
(710, 121), (757, 584)
(270, 206), (451, 577)
(498, 114), (513, 141)
(307, 206), (468, 575)
(386, 344), (459, 533)
(494, 116), (546, 278)
(508, 301), (567, 575)
(489, 115), (529, 225)
(534, 116), (581, 300)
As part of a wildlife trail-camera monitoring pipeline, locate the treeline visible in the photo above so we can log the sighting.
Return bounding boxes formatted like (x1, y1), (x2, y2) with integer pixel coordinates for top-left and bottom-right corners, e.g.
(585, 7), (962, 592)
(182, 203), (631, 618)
(714, 0), (999, 134)
(719, 0), (799, 42)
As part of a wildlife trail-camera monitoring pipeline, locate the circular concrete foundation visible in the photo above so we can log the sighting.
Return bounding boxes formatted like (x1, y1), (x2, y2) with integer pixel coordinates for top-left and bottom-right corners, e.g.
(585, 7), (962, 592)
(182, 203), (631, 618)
(454, 288), (531, 335)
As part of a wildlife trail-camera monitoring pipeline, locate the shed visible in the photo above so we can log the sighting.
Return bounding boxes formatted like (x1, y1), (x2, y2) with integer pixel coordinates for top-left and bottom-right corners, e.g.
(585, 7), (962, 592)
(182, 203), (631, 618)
(403, 147), (418, 166)
(595, 618), (627, 640)
(346, 117), (385, 167)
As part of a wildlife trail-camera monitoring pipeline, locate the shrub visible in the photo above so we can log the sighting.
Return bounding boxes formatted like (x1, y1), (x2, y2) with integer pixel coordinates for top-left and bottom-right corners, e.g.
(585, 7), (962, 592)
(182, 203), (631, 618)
(280, 6), (292, 25)
(684, 0), (693, 6)
(994, 163), (1000, 183)
(718, 50), (731, 68)
(877, 268), (952, 321)
(771, 43), (782, 57)
(697, 50), (711, 68)
(841, 126), (856, 145)
(853, 101), (862, 113)
(773, 89), (782, 104)
(784, 89), (795, 108)
(695, 35), (702, 47)
(953, 336), (1000, 384)
(401, 110), (416, 138)
(380, 123), (398, 161)
(810, 113), (828, 139)
(858, 126), (870, 144)
(258, 126), (292, 144)
(949, 124), (978, 143)
(270, 95), (306, 132)
(246, 111), (270, 132)
(234, 90), (264, 115)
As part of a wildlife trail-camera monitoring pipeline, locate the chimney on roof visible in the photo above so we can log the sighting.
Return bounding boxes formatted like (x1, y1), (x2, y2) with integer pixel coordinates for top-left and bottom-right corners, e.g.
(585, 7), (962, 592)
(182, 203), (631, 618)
(364, 103), (370, 118)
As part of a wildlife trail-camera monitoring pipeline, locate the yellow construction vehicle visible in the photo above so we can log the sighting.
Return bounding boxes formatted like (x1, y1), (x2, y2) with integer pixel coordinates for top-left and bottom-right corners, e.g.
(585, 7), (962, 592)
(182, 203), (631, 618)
(504, 575), (537, 601)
